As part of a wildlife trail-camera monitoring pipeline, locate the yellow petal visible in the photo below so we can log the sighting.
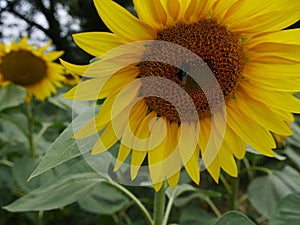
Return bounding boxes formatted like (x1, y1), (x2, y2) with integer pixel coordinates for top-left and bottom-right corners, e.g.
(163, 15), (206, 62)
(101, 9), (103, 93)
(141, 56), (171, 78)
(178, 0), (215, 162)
(244, 61), (300, 79)
(130, 112), (156, 179)
(163, 121), (181, 181)
(198, 117), (220, 182)
(65, 68), (138, 100)
(91, 123), (120, 155)
(148, 118), (168, 186)
(132, 0), (167, 29)
(223, 1), (300, 35)
(60, 59), (89, 75)
(227, 104), (275, 157)
(212, 0), (236, 21)
(94, 0), (155, 41)
(246, 43), (300, 63)
(245, 28), (300, 49)
(223, 127), (246, 160)
(160, 0), (180, 26)
(241, 81), (300, 114)
(185, 0), (215, 23)
(114, 144), (131, 171)
(245, 75), (300, 92)
(236, 90), (293, 135)
(167, 171), (180, 189)
(219, 147), (238, 177)
(73, 32), (125, 57)
(178, 122), (200, 184)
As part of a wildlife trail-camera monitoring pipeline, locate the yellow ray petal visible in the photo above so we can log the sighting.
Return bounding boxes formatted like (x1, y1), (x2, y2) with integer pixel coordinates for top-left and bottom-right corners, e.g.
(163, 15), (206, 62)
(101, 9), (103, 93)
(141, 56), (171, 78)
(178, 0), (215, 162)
(132, 0), (167, 29)
(64, 68), (138, 100)
(91, 122), (120, 155)
(212, 0), (236, 21)
(218, 147), (238, 177)
(245, 75), (300, 93)
(178, 0), (191, 22)
(223, 127), (246, 160)
(227, 104), (275, 157)
(160, 0), (180, 26)
(198, 117), (220, 182)
(60, 59), (89, 75)
(223, 1), (300, 35)
(241, 81), (300, 114)
(167, 171), (180, 189)
(178, 122), (200, 184)
(114, 144), (131, 171)
(246, 43), (300, 62)
(163, 121), (181, 182)
(45, 51), (64, 61)
(148, 118), (168, 186)
(130, 112), (156, 180)
(236, 90), (293, 135)
(245, 28), (300, 49)
(185, 0), (215, 23)
(269, 108), (294, 123)
(153, 182), (164, 192)
(243, 61), (300, 79)
(73, 32), (125, 57)
(94, 0), (155, 41)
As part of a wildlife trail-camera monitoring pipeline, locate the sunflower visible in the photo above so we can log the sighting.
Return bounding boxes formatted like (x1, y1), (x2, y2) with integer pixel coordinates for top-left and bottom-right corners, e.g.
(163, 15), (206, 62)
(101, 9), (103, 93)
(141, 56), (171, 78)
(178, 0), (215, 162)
(0, 37), (65, 101)
(63, 0), (300, 191)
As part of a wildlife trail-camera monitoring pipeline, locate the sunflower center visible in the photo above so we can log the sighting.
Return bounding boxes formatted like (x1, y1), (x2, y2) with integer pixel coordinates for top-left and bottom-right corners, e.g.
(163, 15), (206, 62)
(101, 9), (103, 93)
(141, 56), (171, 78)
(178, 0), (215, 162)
(139, 19), (244, 122)
(0, 50), (47, 86)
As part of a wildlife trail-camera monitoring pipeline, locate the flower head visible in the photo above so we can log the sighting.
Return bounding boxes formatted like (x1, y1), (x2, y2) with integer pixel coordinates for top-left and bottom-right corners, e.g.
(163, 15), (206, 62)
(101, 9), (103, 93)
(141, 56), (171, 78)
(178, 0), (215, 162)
(0, 37), (65, 101)
(64, 0), (300, 190)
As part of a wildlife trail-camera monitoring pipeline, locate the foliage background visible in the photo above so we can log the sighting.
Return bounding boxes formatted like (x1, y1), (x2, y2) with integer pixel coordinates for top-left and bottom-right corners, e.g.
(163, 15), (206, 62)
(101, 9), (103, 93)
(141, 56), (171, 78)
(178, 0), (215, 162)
(0, 1), (300, 225)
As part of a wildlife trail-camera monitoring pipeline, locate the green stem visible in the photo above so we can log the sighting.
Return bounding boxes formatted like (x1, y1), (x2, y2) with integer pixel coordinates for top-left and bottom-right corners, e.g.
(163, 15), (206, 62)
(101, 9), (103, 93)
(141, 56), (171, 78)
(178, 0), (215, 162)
(162, 195), (174, 225)
(37, 211), (44, 225)
(25, 103), (35, 157)
(154, 183), (166, 225)
(103, 180), (153, 225)
(230, 161), (241, 210)
(220, 174), (232, 195)
(206, 198), (222, 218)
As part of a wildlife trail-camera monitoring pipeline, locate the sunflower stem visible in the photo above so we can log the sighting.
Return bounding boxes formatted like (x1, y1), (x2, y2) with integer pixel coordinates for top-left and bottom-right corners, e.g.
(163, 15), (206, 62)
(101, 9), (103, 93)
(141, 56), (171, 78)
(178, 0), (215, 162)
(103, 180), (153, 225)
(230, 161), (240, 210)
(154, 182), (166, 225)
(25, 102), (36, 157)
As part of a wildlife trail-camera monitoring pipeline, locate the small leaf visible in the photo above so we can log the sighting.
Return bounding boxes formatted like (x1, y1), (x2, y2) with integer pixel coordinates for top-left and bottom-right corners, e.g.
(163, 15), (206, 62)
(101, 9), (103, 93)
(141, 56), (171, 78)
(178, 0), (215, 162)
(269, 192), (300, 225)
(285, 147), (300, 169)
(78, 182), (129, 215)
(12, 156), (55, 192)
(247, 166), (300, 218)
(4, 172), (102, 212)
(0, 84), (26, 111)
(29, 107), (98, 180)
(180, 205), (217, 225)
(214, 211), (255, 225)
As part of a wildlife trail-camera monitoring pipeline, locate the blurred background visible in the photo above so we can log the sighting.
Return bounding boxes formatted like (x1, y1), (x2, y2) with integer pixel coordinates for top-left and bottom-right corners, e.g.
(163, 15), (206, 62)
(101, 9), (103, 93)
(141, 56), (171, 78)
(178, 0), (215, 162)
(0, 0), (132, 64)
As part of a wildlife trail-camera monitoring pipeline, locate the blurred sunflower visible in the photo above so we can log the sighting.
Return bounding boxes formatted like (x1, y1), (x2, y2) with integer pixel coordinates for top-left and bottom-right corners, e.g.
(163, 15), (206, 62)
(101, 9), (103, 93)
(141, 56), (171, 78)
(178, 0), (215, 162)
(0, 37), (65, 101)
(63, 0), (300, 190)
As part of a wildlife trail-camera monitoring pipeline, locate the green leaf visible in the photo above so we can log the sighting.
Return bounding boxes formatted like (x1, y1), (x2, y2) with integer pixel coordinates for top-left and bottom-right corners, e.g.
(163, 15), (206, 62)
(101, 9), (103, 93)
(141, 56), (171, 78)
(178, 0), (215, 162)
(78, 182), (129, 215)
(0, 84), (26, 111)
(4, 172), (102, 212)
(247, 166), (300, 218)
(47, 94), (73, 111)
(214, 211), (255, 225)
(180, 206), (217, 225)
(29, 107), (98, 180)
(285, 147), (300, 169)
(269, 192), (300, 225)
(12, 156), (55, 193)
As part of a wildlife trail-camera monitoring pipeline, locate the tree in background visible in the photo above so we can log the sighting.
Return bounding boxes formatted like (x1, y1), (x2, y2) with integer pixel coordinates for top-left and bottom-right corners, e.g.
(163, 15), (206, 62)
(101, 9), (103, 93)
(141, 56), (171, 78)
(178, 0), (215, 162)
(0, 0), (132, 63)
